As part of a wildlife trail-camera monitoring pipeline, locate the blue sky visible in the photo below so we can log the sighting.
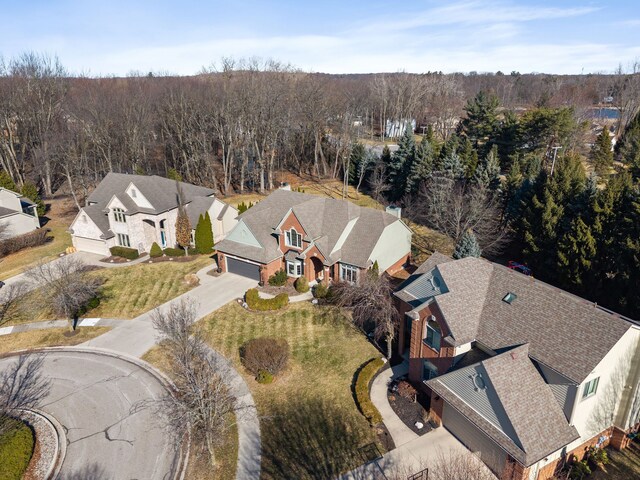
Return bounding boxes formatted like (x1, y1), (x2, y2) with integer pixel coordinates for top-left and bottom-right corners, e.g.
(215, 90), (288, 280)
(2, 0), (639, 76)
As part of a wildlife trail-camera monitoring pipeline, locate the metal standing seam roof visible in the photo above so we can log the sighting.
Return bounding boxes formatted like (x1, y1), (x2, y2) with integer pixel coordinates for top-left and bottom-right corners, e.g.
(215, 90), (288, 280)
(216, 189), (407, 268)
(428, 344), (580, 467)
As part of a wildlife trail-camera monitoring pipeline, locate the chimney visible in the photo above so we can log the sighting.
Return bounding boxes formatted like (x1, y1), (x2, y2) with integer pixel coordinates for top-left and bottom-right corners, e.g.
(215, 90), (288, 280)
(385, 205), (402, 219)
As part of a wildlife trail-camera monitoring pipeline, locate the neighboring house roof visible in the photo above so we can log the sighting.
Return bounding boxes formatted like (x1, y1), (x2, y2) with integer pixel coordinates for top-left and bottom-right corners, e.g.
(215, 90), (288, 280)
(395, 254), (633, 383)
(216, 189), (406, 267)
(185, 197), (215, 226)
(427, 344), (579, 467)
(87, 172), (215, 215)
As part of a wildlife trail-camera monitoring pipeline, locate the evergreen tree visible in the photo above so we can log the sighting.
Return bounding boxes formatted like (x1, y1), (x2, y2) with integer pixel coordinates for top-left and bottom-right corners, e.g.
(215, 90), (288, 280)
(442, 153), (465, 179)
(380, 145), (392, 165)
(460, 91), (500, 151)
(194, 213), (214, 254)
(437, 133), (460, 169)
(167, 168), (183, 182)
(405, 136), (434, 194)
(388, 127), (415, 199)
(617, 111), (640, 178)
(453, 230), (482, 259)
(590, 126), (614, 176)
(459, 138), (479, 179)
(0, 170), (16, 191)
(21, 181), (46, 216)
(557, 216), (596, 293)
(175, 181), (191, 255)
(473, 145), (501, 191)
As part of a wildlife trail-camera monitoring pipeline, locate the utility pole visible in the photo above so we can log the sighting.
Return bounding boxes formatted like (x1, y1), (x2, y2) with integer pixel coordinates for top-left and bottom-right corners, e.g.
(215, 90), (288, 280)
(550, 146), (562, 176)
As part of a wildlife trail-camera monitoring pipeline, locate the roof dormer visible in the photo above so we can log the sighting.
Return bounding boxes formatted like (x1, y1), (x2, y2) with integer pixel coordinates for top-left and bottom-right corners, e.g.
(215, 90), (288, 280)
(125, 182), (153, 209)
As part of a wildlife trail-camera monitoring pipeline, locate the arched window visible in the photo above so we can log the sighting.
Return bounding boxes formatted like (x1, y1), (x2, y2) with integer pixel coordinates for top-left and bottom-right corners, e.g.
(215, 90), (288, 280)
(285, 228), (302, 248)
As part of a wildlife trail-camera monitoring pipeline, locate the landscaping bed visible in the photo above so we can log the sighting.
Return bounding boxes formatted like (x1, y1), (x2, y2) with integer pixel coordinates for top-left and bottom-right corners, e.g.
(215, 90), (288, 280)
(590, 441), (640, 480)
(258, 283), (298, 296)
(387, 378), (433, 436)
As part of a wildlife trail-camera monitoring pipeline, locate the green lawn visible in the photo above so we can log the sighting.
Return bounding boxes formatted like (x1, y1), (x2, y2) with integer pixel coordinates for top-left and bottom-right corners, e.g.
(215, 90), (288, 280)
(198, 302), (381, 479)
(0, 422), (34, 480)
(6, 257), (211, 325)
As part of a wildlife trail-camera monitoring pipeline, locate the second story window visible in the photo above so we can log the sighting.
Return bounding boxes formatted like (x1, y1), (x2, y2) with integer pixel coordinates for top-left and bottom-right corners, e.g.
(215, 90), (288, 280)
(582, 377), (600, 400)
(113, 208), (126, 223)
(285, 228), (302, 248)
(424, 319), (441, 352)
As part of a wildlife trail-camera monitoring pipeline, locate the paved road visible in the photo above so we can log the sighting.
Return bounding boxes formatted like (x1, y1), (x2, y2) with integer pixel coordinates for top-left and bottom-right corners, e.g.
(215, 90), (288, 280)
(0, 350), (179, 480)
(82, 270), (256, 357)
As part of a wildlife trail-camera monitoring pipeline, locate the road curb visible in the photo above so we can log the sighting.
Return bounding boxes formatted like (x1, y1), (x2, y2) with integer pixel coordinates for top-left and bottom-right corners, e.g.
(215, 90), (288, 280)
(19, 407), (66, 480)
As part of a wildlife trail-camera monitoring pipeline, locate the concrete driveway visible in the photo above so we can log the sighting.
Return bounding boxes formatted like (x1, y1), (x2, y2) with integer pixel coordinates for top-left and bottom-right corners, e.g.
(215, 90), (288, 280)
(82, 271), (256, 357)
(0, 350), (179, 480)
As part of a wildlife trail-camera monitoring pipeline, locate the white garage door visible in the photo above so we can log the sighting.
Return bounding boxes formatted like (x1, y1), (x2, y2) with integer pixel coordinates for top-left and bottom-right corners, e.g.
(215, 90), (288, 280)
(443, 404), (507, 476)
(73, 236), (109, 256)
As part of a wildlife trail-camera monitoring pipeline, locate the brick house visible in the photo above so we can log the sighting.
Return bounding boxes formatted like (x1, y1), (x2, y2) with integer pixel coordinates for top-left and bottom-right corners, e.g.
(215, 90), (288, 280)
(394, 253), (640, 480)
(215, 189), (412, 283)
(69, 173), (237, 256)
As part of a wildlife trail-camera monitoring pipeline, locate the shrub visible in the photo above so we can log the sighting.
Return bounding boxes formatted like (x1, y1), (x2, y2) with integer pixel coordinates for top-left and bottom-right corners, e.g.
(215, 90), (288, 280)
(245, 288), (289, 311)
(313, 282), (328, 299)
(78, 296), (101, 316)
(150, 242), (163, 258)
(256, 370), (274, 384)
(0, 228), (48, 257)
(109, 246), (139, 260)
(268, 269), (287, 287)
(240, 337), (290, 376)
(21, 181), (46, 216)
(570, 460), (591, 479)
(195, 212), (214, 254)
(163, 247), (198, 257)
(294, 276), (309, 293)
(355, 357), (385, 425)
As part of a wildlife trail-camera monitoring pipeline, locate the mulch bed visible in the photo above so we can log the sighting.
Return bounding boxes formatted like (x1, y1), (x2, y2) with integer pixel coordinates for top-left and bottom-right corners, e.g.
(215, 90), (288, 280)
(143, 254), (205, 264)
(258, 283), (298, 296)
(100, 254), (147, 264)
(387, 386), (433, 436)
(375, 422), (395, 452)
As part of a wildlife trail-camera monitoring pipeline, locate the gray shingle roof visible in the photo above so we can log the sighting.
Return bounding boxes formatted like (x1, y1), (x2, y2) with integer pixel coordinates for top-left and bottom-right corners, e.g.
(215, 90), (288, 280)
(82, 204), (114, 239)
(185, 197), (215, 226)
(87, 172), (215, 215)
(396, 254), (633, 383)
(216, 189), (405, 267)
(428, 344), (579, 467)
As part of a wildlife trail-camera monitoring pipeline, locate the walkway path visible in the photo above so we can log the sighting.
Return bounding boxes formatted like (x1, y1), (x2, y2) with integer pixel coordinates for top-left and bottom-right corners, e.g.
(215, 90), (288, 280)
(0, 317), (125, 336)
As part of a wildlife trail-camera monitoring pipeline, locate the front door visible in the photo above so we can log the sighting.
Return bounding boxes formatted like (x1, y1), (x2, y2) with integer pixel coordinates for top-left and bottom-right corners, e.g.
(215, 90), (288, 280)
(159, 220), (167, 247)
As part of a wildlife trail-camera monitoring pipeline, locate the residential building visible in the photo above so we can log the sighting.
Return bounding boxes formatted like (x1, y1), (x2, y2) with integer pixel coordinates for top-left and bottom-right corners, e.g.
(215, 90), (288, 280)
(215, 189), (412, 283)
(69, 173), (237, 256)
(394, 253), (640, 480)
(0, 187), (40, 238)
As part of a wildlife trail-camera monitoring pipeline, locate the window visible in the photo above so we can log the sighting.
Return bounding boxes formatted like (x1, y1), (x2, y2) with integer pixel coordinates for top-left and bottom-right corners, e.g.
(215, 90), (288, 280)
(117, 233), (131, 248)
(424, 320), (441, 352)
(287, 260), (302, 277)
(582, 377), (600, 400)
(285, 228), (302, 248)
(113, 208), (126, 223)
(503, 292), (517, 304)
(130, 188), (137, 198)
(423, 360), (438, 380)
(340, 264), (358, 283)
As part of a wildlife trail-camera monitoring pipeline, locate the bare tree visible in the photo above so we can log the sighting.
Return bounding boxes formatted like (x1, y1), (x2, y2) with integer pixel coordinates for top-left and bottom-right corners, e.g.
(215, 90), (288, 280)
(331, 273), (399, 359)
(0, 354), (52, 437)
(26, 256), (102, 329)
(0, 282), (27, 327)
(152, 299), (236, 468)
(411, 174), (509, 256)
(368, 161), (390, 203)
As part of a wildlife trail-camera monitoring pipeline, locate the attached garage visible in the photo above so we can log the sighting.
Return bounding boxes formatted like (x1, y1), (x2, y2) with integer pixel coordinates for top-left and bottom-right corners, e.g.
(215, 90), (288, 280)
(73, 236), (109, 256)
(226, 256), (260, 281)
(442, 404), (507, 476)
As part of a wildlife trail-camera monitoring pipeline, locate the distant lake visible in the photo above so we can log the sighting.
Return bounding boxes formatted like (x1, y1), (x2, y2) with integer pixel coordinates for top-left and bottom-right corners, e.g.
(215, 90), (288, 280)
(587, 108), (620, 120)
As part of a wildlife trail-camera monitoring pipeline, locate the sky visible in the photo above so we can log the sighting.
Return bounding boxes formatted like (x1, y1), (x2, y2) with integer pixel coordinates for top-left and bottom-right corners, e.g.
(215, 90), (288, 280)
(2, 0), (639, 76)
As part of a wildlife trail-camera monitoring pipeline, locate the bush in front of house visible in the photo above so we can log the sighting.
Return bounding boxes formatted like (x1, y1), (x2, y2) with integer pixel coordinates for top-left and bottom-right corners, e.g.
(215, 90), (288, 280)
(150, 242), (163, 258)
(240, 336), (290, 378)
(294, 276), (309, 293)
(355, 357), (385, 425)
(109, 246), (139, 260)
(0, 228), (48, 257)
(195, 212), (214, 254)
(268, 269), (287, 287)
(245, 288), (288, 311)
(313, 282), (328, 299)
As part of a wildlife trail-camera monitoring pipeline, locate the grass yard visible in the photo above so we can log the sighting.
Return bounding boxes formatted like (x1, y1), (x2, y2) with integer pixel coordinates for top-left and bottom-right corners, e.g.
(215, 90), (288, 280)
(6, 256), (211, 325)
(0, 421), (34, 480)
(591, 441), (640, 480)
(0, 327), (110, 354)
(199, 301), (381, 479)
(0, 197), (75, 279)
(142, 346), (239, 480)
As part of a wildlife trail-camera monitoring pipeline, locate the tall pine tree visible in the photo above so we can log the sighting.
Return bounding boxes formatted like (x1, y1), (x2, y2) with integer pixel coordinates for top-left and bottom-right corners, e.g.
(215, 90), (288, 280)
(590, 126), (614, 176)
(557, 216), (596, 294)
(388, 127), (416, 199)
(453, 230), (482, 259)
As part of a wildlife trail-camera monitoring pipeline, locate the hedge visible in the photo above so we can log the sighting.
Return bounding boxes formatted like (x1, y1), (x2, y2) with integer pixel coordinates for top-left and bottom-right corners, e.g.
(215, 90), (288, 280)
(245, 288), (289, 311)
(163, 247), (198, 257)
(355, 357), (385, 425)
(0, 228), (48, 258)
(0, 421), (35, 480)
(109, 246), (139, 260)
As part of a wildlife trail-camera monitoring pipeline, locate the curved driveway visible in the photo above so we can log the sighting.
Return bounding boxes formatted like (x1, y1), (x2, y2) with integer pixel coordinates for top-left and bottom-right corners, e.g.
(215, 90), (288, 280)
(0, 350), (179, 480)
